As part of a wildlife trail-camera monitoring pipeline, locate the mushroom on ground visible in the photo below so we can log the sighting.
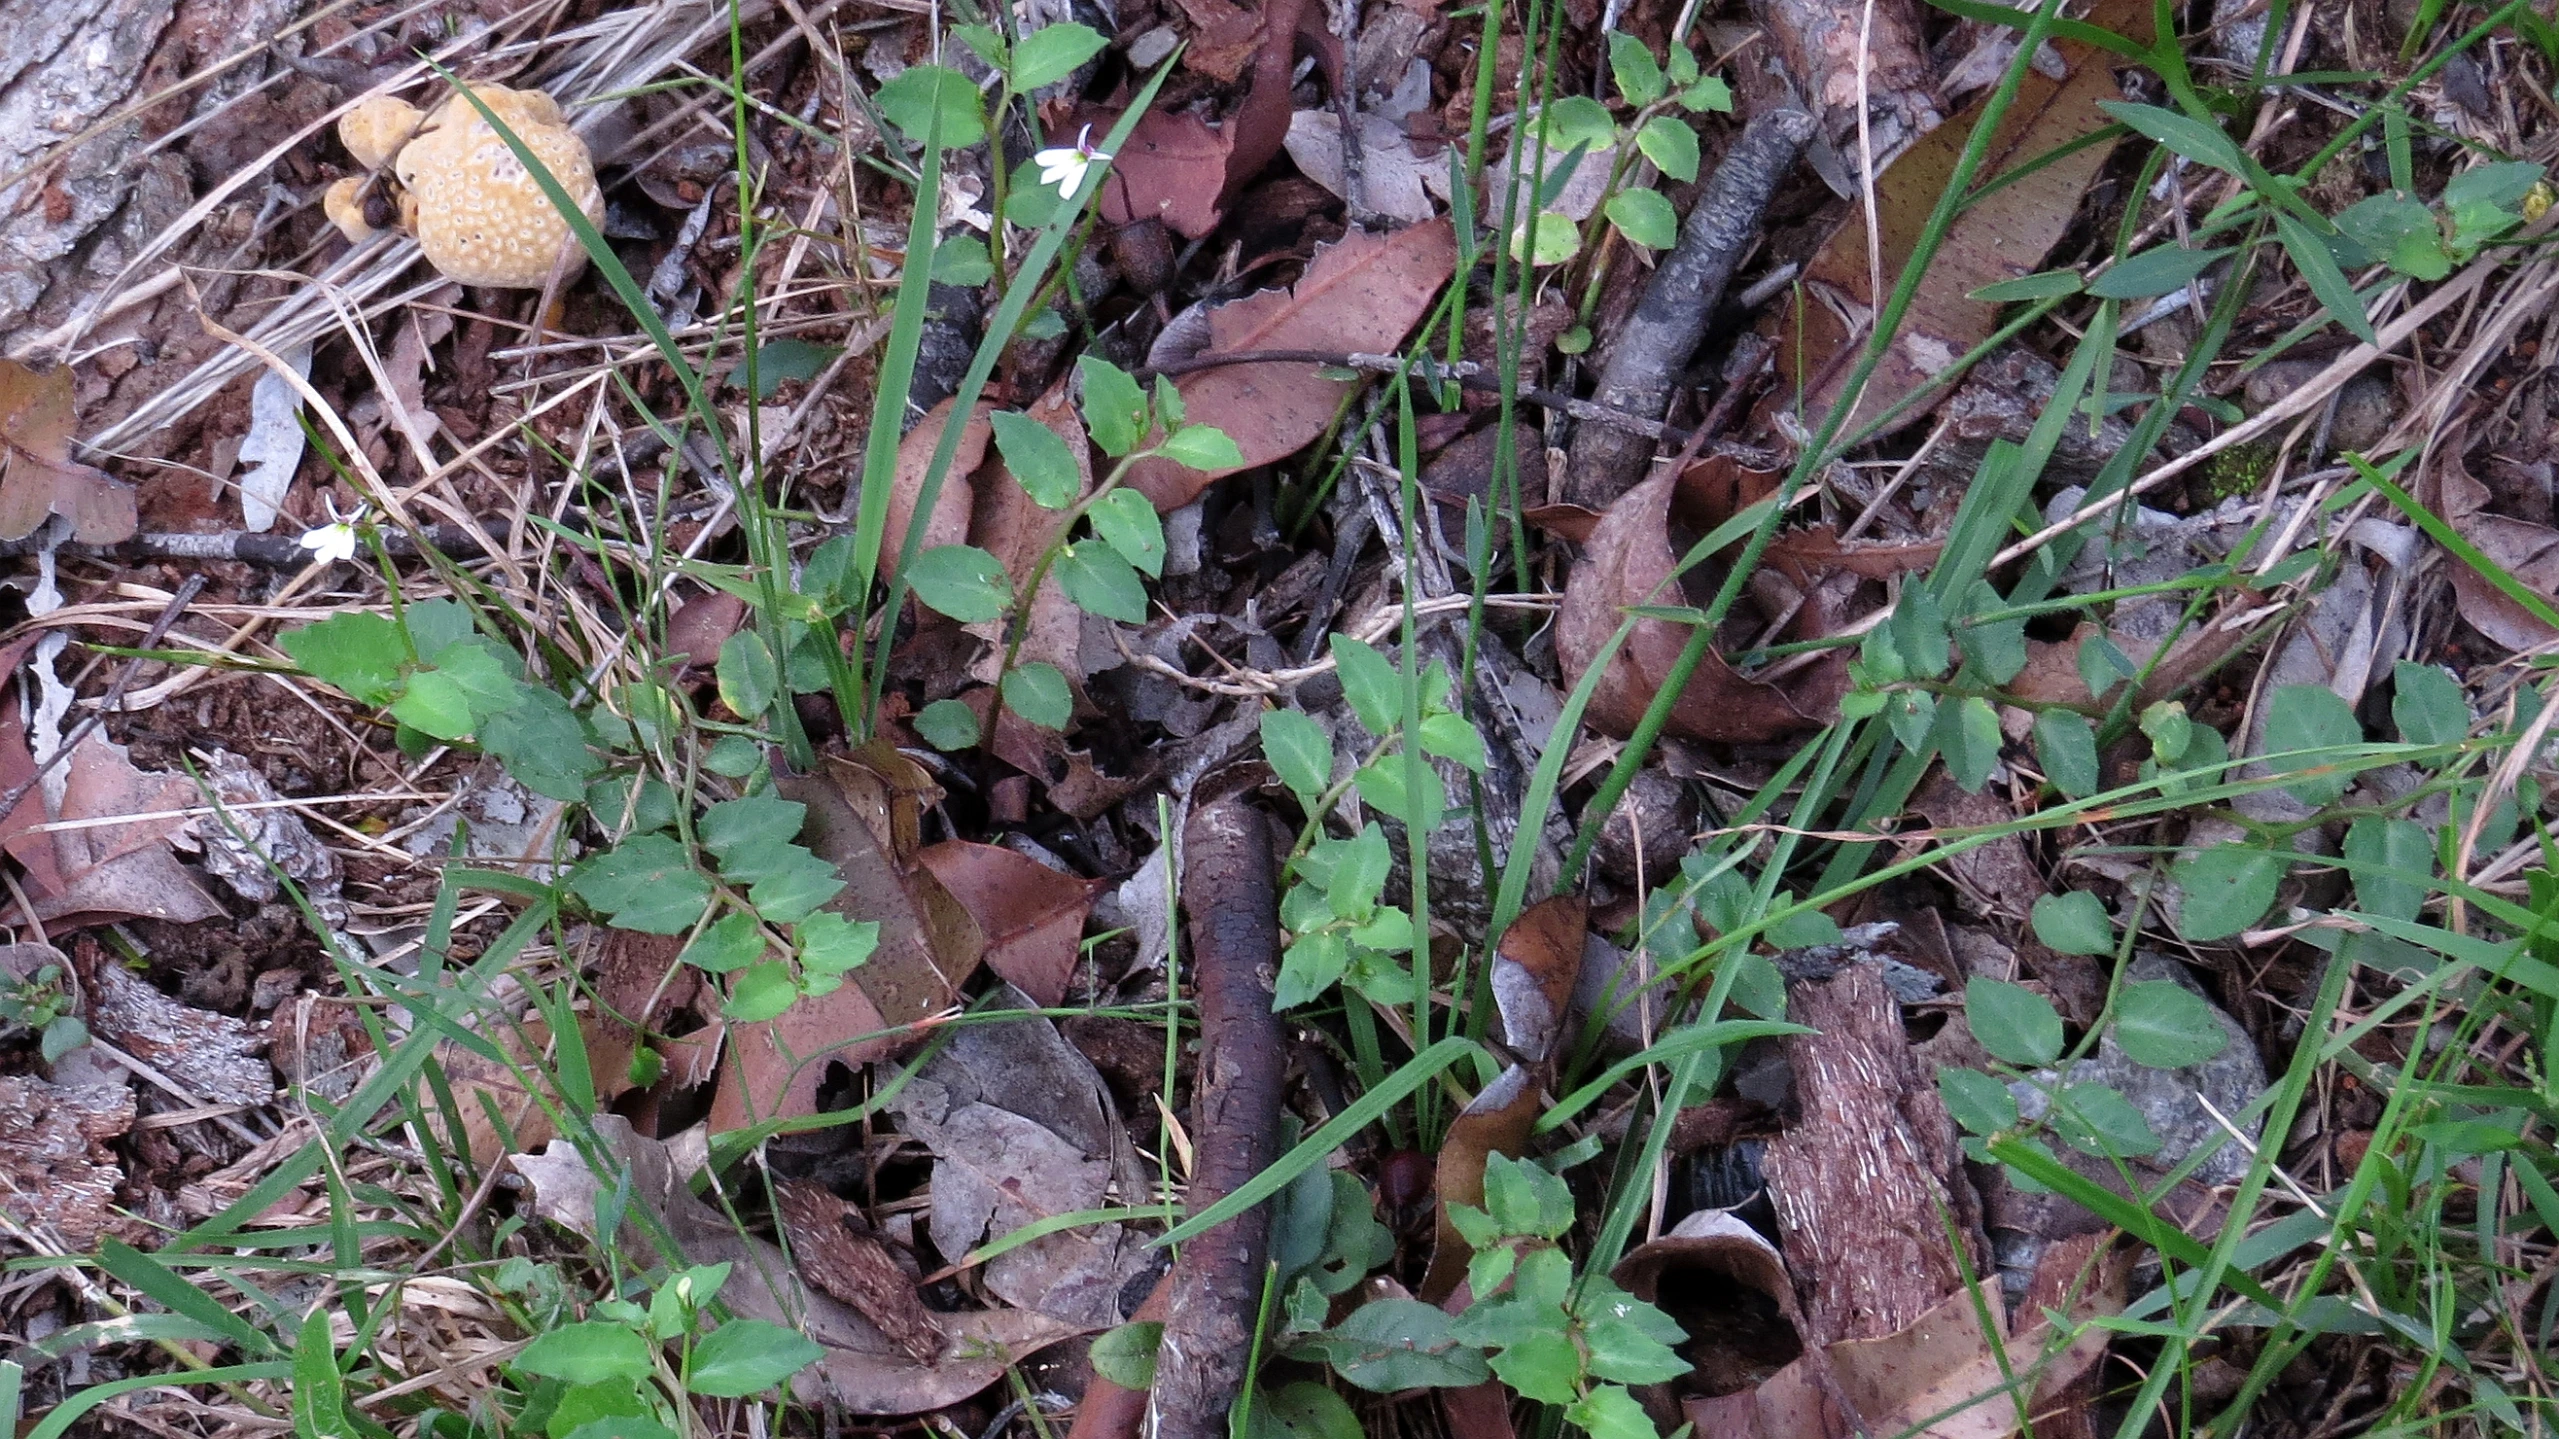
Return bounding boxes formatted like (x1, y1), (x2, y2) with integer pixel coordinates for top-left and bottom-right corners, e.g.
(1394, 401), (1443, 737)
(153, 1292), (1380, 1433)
(393, 84), (604, 289)
(338, 95), (424, 172)
(321, 177), (375, 243)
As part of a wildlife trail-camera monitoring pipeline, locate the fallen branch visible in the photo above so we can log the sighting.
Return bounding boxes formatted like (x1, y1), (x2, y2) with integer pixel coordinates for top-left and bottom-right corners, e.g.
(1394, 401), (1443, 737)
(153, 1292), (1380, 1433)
(1152, 798), (1286, 1439)
(1566, 109), (1815, 508)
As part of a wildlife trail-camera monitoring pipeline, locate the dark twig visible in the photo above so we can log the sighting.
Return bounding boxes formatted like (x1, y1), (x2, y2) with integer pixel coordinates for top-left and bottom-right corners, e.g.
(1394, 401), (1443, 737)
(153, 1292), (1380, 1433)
(1566, 108), (1814, 508)
(1150, 799), (1286, 1439)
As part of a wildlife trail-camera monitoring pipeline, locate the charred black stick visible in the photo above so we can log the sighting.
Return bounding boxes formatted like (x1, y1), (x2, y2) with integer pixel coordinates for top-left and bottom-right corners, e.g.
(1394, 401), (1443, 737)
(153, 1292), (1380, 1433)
(1151, 799), (1286, 1439)
(1566, 108), (1815, 509)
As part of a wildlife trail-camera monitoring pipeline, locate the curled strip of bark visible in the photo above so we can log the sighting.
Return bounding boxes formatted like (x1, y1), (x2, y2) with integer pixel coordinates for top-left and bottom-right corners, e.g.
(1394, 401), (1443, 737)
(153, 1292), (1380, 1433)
(1567, 109), (1815, 509)
(1150, 798), (1286, 1439)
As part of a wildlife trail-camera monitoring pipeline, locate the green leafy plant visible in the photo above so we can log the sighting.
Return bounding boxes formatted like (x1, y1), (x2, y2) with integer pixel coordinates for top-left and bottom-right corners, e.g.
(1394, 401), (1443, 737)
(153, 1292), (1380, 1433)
(1507, 33), (1732, 268)
(505, 1262), (824, 1436)
(0, 960), (85, 1064)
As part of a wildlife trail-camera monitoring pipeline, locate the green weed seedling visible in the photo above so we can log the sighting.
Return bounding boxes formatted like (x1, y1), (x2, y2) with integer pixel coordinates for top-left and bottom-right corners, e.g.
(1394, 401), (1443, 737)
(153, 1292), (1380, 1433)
(493, 1262), (823, 1438)
(903, 356), (1241, 741)
(0, 958), (86, 1064)
(1285, 1155), (1683, 1439)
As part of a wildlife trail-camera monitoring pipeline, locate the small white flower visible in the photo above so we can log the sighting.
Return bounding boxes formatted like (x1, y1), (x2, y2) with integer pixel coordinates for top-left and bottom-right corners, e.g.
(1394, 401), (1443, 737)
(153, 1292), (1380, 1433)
(1033, 125), (1109, 197)
(297, 498), (365, 565)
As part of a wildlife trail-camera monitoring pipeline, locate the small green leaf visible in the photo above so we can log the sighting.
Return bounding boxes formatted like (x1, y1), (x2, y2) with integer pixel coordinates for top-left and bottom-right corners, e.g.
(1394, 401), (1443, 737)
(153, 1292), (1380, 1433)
(741, 850), (845, 925)
(929, 236), (995, 286)
(723, 961), (799, 1023)
(1677, 75), (1733, 112)
(39, 1014), (86, 1063)
(1608, 31), (1664, 105)
(2114, 980), (2228, 1069)
(2391, 661), (2469, 746)
(2345, 815), (2431, 923)
(715, 630), (779, 721)
(1152, 373), (1186, 427)
(907, 545), (1012, 622)
(2171, 843), (2286, 941)
(2140, 700), (2193, 763)
(1010, 22), (1107, 88)
(2098, 101), (2247, 173)
(1938, 1066), (2020, 1134)
(1417, 711), (1487, 772)
(2262, 683), (2362, 807)
(1511, 210), (1581, 266)
(1329, 635), (1402, 736)
(1941, 695), (2004, 793)
(1886, 689), (1937, 752)
(1088, 1321), (1163, 1389)
(1079, 357), (1150, 457)
(991, 410), (1083, 509)
(914, 698), (981, 750)
(515, 1322), (654, 1385)
(875, 64), (988, 148)
(1003, 661), (1074, 729)
(1353, 758), (1444, 830)
(699, 795), (807, 868)
(1487, 1329), (1580, 1403)
(1307, 1299), (1488, 1391)
(685, 1319), (824, 1397)
(1634, 115), (1699, 182)
(2088, 243), (2232, 299)
(1090, 489), (1166, 576)
(1261, 708), (1333, 798)
(1537, 96), (1616, 151)
(2031, 891), (2114, 956)
(2078, 633), (2136, 700)
(2049, 1081), (2162, 1158)
(730, 338), (840, 399)
(1966, 977), (2064, 1067)
(2274, 212), (2377, 345)
(1890, 585), (1950, 678)
(282, 612), (405, 704)
(572, 836), (712, 934)
(796, 912), (880, 976)
(1155, 424), (1246, 471)
(1057, 541), (1149, 623)
(682, 910), (766, 973)
(2034, 710), (2101, 799)
(1604, 187), (1678, 250)
(1566, 1384), (1659, 1439)
(1971, 270), (2085, 302)
(480, 685), (600, 801)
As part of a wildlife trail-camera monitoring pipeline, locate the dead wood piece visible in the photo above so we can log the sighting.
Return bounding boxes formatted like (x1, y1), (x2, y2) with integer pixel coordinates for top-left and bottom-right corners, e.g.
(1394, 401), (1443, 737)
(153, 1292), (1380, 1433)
(1760, 963), (1982, 1346)
(1152, 798), (1286, 1439)
(1566, 108), (1814, 510)
(1751, 0), (1940, 161)
(0, 1071), (133, 1246)
(777, 1179), (943, 1364)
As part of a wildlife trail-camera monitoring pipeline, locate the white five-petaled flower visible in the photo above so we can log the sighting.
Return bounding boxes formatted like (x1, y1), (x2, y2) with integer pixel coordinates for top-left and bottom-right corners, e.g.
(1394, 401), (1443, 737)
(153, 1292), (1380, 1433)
(297, 499), (365, 565)
(1033, 125), (1109, 197)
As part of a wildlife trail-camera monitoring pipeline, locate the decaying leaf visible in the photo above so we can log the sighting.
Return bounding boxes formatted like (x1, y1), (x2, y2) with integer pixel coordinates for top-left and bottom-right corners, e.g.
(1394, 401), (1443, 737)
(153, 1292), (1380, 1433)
(915, 841), (1100, 1007)
(886, 992), (1153, 1326)
(778, 1178), (944, 1364)
(887, 399), (994, 585)
(1284, 110), (1448, 223)
(0, 359), (136, 543)
(1554, 460), (1851, 743)
(1490, 895), (1586, 1063)
(0, 720), (222, 927)
(1127, 221), (1460, 511)
(514, 1115), (1087, 1412)
(961, 381), (1091, 693)
(1772, 1), (2139, 439)
(1415, 1063), (1540, 1303)
(1087, 107), (1236, 239)
(711, 742), (985, 1132)
(0, 1069), (134, 1246)
(1614, 1208), (2120, 1439)
(2424, 428), (2559, 651)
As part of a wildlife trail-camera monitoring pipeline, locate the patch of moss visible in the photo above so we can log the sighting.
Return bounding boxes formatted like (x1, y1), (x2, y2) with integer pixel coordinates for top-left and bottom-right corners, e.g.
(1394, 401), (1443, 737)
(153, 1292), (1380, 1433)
(2193, 441), (2277, 507)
